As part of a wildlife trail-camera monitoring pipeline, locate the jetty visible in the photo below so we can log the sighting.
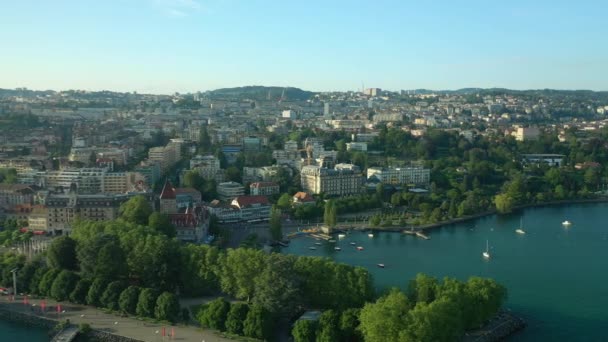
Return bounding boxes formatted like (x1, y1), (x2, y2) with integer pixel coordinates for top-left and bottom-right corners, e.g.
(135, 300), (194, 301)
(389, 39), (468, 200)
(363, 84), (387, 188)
(464, 310), (526, 342)
(402, 229), (430, 240)
(51, 326), (79, 342)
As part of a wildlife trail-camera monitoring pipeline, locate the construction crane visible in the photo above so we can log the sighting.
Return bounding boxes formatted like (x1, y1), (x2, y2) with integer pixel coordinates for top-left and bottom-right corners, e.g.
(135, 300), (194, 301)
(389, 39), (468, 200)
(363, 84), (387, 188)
(297, 144), (314, 166)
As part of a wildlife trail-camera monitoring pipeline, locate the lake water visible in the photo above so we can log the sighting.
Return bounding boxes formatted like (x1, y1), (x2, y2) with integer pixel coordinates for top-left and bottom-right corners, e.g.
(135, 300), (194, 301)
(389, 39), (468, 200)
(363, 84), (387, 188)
(0, 319), (48, 341)
(284, 203), (608, 341)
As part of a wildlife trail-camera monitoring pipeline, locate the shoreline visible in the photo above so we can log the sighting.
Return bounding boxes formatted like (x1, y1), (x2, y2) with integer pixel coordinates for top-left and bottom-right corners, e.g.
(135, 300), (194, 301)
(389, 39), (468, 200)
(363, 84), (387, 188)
(346, 197), (608, 234)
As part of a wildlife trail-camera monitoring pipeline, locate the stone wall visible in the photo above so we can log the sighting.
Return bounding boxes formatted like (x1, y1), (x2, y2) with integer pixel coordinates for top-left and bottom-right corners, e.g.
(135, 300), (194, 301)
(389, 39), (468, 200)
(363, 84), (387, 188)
(86, 330), (144, 342)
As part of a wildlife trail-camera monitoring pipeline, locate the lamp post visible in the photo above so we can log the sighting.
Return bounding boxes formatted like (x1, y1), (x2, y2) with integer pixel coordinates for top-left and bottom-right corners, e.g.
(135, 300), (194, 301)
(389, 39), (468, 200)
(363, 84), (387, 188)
(10, 268), (17, 298)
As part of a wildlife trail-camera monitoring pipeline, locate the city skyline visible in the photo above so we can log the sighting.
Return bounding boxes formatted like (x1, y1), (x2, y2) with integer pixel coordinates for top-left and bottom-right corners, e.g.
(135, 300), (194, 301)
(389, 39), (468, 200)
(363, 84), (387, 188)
(1, 0), (607, 93)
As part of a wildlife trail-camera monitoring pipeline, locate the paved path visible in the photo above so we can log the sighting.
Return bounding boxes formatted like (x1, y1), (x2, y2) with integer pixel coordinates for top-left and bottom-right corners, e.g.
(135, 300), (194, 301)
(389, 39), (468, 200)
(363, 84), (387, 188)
(1, 296), (233, 342)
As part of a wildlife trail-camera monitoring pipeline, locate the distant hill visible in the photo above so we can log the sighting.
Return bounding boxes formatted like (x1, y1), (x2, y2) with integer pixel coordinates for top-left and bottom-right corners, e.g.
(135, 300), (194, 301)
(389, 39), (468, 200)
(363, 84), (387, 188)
(204, 86), (316, 101)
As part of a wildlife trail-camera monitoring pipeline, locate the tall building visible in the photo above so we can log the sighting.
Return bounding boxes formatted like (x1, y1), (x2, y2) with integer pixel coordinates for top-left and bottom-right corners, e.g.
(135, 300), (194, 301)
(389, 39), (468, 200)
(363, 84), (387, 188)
(324, 103), (330, 118)
(300, 164), (363, 196)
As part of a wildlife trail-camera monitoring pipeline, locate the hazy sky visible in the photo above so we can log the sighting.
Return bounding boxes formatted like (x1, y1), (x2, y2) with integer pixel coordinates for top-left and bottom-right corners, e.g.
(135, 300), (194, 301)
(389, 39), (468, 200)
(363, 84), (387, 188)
(1, 0), (607, 94)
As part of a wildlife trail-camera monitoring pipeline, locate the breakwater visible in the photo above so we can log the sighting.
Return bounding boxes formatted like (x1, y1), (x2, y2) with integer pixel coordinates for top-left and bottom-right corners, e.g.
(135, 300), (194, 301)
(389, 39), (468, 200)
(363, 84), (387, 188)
(464, 311), (526, 342)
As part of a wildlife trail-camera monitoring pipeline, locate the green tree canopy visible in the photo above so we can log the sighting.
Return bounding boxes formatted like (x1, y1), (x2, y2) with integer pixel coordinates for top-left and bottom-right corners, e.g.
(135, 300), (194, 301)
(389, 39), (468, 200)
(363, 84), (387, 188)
(154, 292), (180, 322)
(119, 195), (152, 225)
(47, 236), (78, 270)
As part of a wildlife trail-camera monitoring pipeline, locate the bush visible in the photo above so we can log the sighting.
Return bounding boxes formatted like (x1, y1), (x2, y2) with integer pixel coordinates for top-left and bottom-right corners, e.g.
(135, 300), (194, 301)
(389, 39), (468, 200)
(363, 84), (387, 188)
(118, 286), (141, 315)
(78, 323), (92, 334)
(243, 304), (273, 340)
(136, 288), (158, 318)
(86, 278), (109, 307)
(100, 281), (126, 311)
(50, 270), (79, 301)
(69, 279), (91, 304)
(154, 292), (180, 322)
(197, 297), (230, 331)
(225, 302), (249, 335)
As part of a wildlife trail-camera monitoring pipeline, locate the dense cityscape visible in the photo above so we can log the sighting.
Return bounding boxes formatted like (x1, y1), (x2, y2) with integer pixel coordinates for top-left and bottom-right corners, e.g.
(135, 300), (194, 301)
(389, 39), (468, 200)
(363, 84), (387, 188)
(0, 85), (607, 341)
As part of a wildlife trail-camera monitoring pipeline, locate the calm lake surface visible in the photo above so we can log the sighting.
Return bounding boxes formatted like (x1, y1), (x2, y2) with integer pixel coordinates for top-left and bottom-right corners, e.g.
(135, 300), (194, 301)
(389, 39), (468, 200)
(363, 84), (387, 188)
(285, 203), (608, 341)
(0, 319), (47, 341)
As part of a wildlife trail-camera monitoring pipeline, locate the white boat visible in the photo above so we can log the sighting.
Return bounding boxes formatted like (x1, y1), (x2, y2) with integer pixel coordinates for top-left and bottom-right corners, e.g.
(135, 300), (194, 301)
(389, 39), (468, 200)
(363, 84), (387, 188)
(308, 247), (317, 250)
(349, 242), (356, 246)
(334, 247), (341, 251)
(315, 242), (322, 246)
(562, 220), (572, 226)
(516, 218), (526, 234)
(368, 233), (374, 238)
(482, 240), (491, 259)
(356, 246), (364, 251)
(377, 263), (385, 268)
(328, 239), (336, 243)
(338, 234), (346, 239)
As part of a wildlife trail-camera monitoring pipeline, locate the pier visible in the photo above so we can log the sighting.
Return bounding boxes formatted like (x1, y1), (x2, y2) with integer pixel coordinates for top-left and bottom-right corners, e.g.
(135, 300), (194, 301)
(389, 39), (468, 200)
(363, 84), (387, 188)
(402, 229), (430, 240)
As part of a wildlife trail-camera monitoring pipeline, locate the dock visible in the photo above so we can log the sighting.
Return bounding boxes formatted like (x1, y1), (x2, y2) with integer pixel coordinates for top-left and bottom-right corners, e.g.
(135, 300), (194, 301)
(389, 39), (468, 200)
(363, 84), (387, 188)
(402, 230), (430, 240)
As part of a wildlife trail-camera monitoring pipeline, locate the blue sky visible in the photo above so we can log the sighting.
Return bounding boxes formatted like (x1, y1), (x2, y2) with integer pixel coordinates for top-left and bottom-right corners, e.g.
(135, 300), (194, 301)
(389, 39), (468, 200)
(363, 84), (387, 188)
(0, 0), (606, 93)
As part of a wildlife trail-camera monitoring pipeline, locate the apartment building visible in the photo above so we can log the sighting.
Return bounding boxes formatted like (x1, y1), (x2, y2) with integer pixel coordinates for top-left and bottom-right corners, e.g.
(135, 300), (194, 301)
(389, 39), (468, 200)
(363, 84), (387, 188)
(250, 182), (280, 196)
(0, 184), (34, 209)
(300, 164), (364, 196)
(366, 167), (431, 186)
(46, 191), (154, 234)
(217, 181), (245, 201)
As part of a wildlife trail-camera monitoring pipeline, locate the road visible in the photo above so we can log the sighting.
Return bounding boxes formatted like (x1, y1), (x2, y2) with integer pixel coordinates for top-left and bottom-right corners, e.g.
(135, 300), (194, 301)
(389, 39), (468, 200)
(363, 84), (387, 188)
(1, 296), (232, 342)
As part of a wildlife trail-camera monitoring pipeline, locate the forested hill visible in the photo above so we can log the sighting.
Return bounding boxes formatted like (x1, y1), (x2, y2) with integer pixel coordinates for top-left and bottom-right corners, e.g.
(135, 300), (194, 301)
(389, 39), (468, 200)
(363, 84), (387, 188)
(204, 86), (316, 101)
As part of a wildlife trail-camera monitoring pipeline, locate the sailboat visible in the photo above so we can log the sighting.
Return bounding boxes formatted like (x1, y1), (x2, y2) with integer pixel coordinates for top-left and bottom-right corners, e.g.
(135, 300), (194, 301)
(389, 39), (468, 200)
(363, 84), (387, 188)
(562, 220), (572, 226)
(515, 217), (526, 235)
(482, 240), (491, 259)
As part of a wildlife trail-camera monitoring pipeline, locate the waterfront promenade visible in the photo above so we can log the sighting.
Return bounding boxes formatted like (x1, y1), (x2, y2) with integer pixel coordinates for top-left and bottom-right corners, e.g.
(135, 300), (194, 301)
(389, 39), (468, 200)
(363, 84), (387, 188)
(1, 296), (232, 342)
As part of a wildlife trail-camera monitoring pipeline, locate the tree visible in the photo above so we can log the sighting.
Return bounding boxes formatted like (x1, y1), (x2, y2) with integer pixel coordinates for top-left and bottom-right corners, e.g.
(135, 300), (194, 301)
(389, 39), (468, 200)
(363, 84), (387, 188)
(118, 286), (141, 315)
(369, 214), (381, 227)
(225, 166), (242, 183)
(220, 248), (266, 301)
(407, 273), (438, 304)
(390, 192), (402, 207)
(119, 195), (152, 225)
(183, 170), (204, 190)
(292, 319), (317, 342)
(339, 308), (362, 342)
(86, 277), (109, 306)
(69, 279), (91, 304)
(243, 304), (274, 340)
(199, 125), (211, 151)
(47, 236), (78, 271)
(316, 310), (339, 342)
(50, 270), (79, 301)
(252, 254), (301, 318)
(136, 288), (158, 318)
(269, 206), (283, 241)
(198, 297), (230, 331)
(277, 193), (292, 210)
(401, 298), (463, 342)
(494, 193), (514, 214)
(38, 268), (61, 296)
(155, 292), (180, 322)
(358, 289), (411, 342)
(225, 302), (249, 335)
(100, 281), (126, 310)
(28, 266), (49, 295)
(324, 200), (337, 228)
(148, 212), (176, 238)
